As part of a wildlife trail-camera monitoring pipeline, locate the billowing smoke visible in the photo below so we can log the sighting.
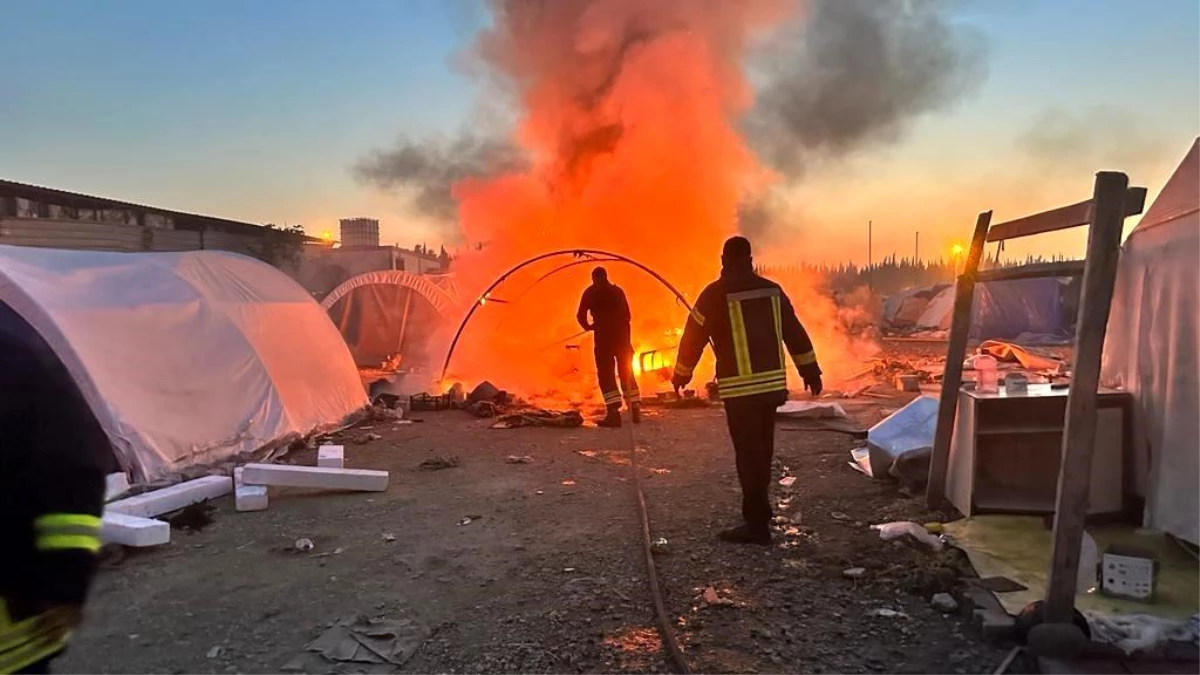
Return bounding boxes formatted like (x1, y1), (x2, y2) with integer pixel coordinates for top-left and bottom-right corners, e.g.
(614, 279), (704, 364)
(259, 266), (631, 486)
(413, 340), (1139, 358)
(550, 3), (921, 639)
(353, 133), (526, 225)
(748, 0), (987, 176)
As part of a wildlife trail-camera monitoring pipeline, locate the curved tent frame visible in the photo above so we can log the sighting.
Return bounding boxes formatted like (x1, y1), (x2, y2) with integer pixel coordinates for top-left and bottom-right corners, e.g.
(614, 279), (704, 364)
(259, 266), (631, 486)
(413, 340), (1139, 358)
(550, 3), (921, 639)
(320, 270), (459, 317)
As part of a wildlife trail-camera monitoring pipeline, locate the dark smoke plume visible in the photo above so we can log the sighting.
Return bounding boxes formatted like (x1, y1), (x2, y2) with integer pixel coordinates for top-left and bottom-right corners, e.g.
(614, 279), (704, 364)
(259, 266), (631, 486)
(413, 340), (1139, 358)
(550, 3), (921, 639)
(353, 133), (527, 223)
(748, 0), (987, 176)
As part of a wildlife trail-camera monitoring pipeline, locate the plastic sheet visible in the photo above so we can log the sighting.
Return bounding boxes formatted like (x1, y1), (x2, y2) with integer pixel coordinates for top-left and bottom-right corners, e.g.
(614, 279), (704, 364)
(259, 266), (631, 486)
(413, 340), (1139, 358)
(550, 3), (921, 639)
(865, 396), (938, 481)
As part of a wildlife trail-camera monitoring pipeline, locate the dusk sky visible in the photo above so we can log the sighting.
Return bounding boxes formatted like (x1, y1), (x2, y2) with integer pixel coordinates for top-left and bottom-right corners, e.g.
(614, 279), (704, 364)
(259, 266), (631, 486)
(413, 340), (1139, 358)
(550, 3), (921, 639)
(2, 0), (1197, 264)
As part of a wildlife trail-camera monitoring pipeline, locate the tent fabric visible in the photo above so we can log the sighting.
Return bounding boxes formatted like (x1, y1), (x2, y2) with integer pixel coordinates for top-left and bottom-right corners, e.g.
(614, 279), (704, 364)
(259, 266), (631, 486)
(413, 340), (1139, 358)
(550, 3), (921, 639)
(914, 278), (1067, 340)
(0, 245), (368, 482)
(1102, 138), (1200, 545)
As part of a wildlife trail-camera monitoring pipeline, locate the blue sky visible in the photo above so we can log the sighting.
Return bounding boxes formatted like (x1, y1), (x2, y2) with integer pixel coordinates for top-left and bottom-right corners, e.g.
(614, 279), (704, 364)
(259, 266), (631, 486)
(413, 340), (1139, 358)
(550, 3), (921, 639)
(1, 0), (1196, 261)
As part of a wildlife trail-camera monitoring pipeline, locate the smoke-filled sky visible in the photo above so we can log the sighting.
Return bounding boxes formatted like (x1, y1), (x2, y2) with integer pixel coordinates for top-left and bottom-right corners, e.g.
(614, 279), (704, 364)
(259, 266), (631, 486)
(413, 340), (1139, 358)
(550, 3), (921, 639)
(1, 0), (1197, 264)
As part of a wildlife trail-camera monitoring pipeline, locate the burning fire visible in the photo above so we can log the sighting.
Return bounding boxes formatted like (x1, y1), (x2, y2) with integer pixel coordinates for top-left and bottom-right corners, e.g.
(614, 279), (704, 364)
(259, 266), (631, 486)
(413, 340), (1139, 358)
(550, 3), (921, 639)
(437, 0), (878, 404)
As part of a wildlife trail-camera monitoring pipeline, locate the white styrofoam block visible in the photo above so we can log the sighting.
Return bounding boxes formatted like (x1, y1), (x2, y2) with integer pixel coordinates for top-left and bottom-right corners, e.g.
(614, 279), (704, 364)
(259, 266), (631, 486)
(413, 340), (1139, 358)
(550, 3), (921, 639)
(106, 475), (233, 518)
(233, 468), (268, 512)
(241, 463), (388, 492)
(317, 445), (345, 469)
(105, 472), (131, 502)
(101, 512), (170, 547)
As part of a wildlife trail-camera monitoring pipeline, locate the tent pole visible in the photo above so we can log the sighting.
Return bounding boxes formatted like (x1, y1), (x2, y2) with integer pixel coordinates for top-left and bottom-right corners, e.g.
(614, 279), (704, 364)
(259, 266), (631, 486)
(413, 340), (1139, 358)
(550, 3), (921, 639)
(1043, 172), (1129, 624)
(395, 289), (413, 359)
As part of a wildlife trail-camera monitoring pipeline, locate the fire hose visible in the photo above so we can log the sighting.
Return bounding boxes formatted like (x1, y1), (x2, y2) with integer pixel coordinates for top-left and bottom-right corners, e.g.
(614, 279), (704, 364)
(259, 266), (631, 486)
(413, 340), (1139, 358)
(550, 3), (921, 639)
(626, 418), (691, 675)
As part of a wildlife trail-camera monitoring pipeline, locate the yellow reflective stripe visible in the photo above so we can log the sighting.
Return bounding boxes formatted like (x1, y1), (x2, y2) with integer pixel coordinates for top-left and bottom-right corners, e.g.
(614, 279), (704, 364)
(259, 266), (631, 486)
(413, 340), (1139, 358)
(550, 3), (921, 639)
(727, 300), (752, 376)
(673, 362), (693, 377)
(689, 308), (706, 327)
(771, 295), (785, 368)
(792, 350), (817, 366)
(719, 379), (787, 398)
(34, 514), (101, 530)
(718, 368), (786, 386)
(625, 393), (641, 403)
(36, 534), (102, 553)
(0, 629), (68, 674)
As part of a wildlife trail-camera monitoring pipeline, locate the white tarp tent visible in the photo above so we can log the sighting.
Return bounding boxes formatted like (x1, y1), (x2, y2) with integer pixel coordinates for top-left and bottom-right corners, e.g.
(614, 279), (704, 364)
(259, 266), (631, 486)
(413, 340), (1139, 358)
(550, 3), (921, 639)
(1102, 138), (1200, 546)
(0, 245), (368, 482)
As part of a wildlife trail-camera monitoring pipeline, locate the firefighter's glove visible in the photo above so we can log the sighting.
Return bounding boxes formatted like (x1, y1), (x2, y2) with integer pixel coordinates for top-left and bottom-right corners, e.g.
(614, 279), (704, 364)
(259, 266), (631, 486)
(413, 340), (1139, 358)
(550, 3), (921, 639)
(802, 372), (822, 396)
(671, 373), (690, 395)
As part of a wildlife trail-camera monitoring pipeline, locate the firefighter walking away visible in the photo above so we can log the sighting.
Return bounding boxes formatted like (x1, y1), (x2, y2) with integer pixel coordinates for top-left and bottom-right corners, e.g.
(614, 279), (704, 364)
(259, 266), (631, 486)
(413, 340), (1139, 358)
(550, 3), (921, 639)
(672, 236), (822, 545)
(0, 302), (110, 673)
(577, 267), (641, 427)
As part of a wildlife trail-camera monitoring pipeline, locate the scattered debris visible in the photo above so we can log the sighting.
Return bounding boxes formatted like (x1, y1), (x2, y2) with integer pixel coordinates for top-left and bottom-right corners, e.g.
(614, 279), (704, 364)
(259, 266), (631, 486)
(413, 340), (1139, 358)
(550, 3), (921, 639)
(207, 646), (224, 659)
(458, 515), (482, 526)
(561, 479), (577, 487)
(294, 538), (315, 553)
(868, 607), (909, 619)
(466, 401), (498, 418)
(234, 467), (269, 512)
(776, 400), (847, 419)
(167, 500), (216, 532)
(830, 511), (851, 521)
(843, 567), (866, 580)
(563, 567), (576, 573)
(700, 587), (734, 607)
(848, 446), (872, 476)
(931, 592), (959, 613)
(354, 432), (382, 445)
(410, 392), (453, 412)
(419, 456), (461, 471)
(105, 472), (131, 502)
(101, 512), (170, 547)
(299, 614), (432, 667)
(318, 445), (345, 469)
(650, 538), (669, 555)
(1085, 611), (1200, 655)
(491, 408), (584, 429)
(779, 476), (797, 488)
(382, 533), (396, 543)
(871, 521), (945, 552)
(866, 395), (938, 487)
(504, 455), (534, 464)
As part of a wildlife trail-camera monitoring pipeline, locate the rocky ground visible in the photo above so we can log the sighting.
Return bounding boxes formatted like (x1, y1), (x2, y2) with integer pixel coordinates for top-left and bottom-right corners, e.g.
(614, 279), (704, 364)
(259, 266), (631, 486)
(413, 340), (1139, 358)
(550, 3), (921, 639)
(61, 378), (1029, 675)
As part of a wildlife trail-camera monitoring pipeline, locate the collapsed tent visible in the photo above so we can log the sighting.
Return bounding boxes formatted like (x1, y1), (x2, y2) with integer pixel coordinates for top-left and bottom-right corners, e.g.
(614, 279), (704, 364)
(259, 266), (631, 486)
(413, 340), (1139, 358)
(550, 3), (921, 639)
(1103, 138), (1200, 546)
(910, 277), (1071, 340)
(0, 245), (368, 482)
(882, 283), (950, 329)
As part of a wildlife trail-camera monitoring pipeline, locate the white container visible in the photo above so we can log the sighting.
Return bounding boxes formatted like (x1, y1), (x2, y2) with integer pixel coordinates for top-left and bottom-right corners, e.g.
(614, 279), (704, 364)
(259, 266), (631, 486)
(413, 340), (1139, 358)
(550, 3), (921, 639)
(974, 355), (999, 393)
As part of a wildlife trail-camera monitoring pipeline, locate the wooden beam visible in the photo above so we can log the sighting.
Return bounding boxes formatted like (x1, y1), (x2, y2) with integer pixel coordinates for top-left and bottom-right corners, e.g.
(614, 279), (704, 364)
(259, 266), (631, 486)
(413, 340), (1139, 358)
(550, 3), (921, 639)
(986, 187), (1147, 242)
(977, 260), (1086, 283)
(1043, 172), (1129, 624)
(926, 210), (993, 509)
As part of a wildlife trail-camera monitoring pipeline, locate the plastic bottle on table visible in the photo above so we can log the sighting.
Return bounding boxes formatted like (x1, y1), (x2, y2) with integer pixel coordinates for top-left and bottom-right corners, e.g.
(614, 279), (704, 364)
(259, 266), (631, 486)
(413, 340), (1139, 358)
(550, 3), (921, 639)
(974, 354), (999, 393)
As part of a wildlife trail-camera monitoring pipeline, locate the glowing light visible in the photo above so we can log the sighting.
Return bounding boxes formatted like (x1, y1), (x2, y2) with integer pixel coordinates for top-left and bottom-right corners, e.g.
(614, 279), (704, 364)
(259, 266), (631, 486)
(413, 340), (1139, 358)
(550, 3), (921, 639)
(320, 230), (333, 242)
(950, 243), (965, 257)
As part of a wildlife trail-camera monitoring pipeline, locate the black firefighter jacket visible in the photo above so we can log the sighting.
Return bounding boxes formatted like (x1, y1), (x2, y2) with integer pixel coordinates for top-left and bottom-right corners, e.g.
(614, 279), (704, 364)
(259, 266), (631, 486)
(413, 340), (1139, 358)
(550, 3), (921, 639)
(673, 263), (822, 400)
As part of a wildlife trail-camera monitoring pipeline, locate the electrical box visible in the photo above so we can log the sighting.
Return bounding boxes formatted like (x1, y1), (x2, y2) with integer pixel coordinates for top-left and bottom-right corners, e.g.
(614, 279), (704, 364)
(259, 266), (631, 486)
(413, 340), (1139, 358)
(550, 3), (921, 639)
(1100, 545), (1159, 602)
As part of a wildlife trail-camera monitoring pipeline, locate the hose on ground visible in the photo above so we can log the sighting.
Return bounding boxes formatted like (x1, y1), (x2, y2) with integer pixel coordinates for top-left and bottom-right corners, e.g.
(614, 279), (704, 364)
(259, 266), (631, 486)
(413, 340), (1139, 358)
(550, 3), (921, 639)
(626, 420), (691, 674)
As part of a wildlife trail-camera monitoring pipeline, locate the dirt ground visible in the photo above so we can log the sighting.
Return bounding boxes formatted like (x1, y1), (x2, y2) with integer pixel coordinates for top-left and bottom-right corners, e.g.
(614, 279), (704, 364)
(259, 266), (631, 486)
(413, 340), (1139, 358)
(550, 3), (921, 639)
(61, 374), (1027, 675)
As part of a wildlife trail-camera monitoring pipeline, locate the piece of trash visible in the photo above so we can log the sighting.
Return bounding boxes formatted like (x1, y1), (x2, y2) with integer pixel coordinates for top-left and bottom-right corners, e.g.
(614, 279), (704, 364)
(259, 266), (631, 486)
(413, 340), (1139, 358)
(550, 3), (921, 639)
(931, 592), (959, 613)
(578, 450), (598, 458)
(868, 608), (909, 619)
(207, 646), (224, 659)
(563, 567), (576, 573)
(866, 396), (938, 485)
(701, 586), (734, 607)
(294, 538), (315, 553)
(870, 521), (945, 552)
(779, 476), (797, 487)
(848, 446), (873, 477)
(561, 479), (576, 486)
(419, 456), (460, 471)
(776, 401), (848, 419)
(382, 533), (396, 543)
(924, 522), (945, 534)
(505, 455), (534, 464)
(843, 567), (866, 580)
(395, 420), (415, 426)
(535, 490), (544, 495)
(651, 538), (669, 554)
(830, 511), (851, 521)
(458, 515), (482, 526)
(301, 614), (433, 667)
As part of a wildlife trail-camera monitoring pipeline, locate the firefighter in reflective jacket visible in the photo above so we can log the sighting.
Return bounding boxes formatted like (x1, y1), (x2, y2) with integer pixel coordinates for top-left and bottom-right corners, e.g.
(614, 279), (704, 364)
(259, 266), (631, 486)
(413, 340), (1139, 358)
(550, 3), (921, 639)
(577, 267), (641, 427)
(0, 302), (110, 674)
(672, 236), (823, 545)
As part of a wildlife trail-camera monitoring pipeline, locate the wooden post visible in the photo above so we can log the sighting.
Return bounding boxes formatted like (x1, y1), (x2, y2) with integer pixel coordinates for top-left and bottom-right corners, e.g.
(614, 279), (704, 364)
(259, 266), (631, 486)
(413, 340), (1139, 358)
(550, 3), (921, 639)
(1043, 172), (1129, 623)
(395, 288), (414, 357)
(925, 211), (993, 509)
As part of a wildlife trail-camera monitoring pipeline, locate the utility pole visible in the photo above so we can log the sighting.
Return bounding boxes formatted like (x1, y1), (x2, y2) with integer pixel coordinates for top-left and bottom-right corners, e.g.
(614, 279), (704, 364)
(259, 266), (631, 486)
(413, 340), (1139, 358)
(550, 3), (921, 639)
(867, 220), (873, 292)
(915, 230), (920, 286)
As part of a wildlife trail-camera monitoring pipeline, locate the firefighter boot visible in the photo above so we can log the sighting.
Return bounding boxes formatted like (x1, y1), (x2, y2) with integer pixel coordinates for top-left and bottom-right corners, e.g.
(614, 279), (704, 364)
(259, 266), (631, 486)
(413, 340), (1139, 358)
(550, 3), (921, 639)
(597, 404), (622, 427)
(631, 402), (642, 424)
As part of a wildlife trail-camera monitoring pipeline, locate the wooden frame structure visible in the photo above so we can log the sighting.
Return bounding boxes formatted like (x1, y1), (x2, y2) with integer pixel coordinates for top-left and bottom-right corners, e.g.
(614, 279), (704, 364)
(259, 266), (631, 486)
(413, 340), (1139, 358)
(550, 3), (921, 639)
(924, 173), (1147, 627)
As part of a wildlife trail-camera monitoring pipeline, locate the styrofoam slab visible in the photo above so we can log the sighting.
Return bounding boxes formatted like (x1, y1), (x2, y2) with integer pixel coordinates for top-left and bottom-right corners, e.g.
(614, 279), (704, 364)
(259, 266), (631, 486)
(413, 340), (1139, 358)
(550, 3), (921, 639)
(105, 472), (131, 502)
(234, 467), (268, 512)
(318, 445), (344, 469)
(106, 475), (233, 518)
(241, 464), (387, 492)
(101, 512), (170, 547)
